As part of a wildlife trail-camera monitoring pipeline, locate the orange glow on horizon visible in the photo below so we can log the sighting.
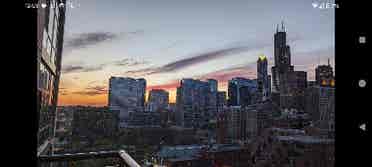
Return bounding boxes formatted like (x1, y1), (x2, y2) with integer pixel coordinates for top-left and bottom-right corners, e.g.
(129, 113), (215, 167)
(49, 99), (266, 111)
(57, 81), (229, 106)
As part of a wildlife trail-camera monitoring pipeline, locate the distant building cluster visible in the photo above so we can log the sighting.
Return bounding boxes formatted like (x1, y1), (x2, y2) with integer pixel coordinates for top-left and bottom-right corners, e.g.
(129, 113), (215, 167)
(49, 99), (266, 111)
(47, 22), (335, 167)
(175, 78), (220, 128)
(108, 77), (146, 127)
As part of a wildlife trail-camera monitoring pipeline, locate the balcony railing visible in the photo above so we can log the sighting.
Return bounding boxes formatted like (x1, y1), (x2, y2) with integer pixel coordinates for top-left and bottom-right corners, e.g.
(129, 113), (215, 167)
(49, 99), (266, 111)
(38, 150), (141, 167)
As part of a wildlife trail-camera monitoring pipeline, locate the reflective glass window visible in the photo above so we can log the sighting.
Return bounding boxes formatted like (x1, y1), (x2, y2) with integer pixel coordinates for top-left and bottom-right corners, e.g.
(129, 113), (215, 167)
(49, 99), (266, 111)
(44, 1), (50, 31)
(48, 6), (55, 40)
(55, 1), (60, 20)
(47, 37), (52, 59)
(49, 75), (55, 94)
(40, 64), (45, 90)
(50, 47), (55, 66)
(45, 66), (49, 91)
(53, 22), (58, 48)
(42, 29), (48, 55)
(38, 63), (42, 89)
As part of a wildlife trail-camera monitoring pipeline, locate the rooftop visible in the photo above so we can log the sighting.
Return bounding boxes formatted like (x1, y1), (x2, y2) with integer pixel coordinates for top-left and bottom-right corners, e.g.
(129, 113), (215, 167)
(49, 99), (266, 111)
(275, 135), (334, 144)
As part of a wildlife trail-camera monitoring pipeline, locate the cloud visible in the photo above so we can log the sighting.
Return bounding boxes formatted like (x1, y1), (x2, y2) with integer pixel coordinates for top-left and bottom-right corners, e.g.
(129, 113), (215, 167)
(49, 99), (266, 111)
(61, 64), (106, 74)
(58, 87), (70, 96)
(61, 65), (84, 73)
(147, 81), (180, 90)
(62, 57), (150, 74)
(122, 67), (158, 77)
(113, 58), (149, 67)
(72, 85), (108, 96)
(64, 32), (118, 50)
(143, 63), (257, 91)
(120, 43), (270, 77)
(63, 30), (145, 53)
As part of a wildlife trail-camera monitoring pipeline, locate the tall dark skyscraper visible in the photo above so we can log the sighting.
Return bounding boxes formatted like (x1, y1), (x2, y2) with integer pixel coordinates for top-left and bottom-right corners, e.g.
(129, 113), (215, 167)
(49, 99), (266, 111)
(37, 0), (67, 157)
(257, 55), (271, 101)
(270, 22), (308, 110)
(271, 22), (294, 94)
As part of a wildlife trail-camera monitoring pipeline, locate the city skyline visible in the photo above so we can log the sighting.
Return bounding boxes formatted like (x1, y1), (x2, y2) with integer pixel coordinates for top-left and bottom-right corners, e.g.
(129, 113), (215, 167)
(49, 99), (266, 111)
(58, 0), (335, 106)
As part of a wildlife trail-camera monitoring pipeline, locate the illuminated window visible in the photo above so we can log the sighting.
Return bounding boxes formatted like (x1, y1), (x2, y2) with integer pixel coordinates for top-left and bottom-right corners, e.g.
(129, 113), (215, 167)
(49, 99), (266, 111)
(330, 79), (335, 87)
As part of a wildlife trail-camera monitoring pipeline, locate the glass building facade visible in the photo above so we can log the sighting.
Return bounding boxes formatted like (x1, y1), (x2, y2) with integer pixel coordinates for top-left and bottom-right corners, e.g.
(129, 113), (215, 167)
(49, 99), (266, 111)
(37, 0), (66, 156)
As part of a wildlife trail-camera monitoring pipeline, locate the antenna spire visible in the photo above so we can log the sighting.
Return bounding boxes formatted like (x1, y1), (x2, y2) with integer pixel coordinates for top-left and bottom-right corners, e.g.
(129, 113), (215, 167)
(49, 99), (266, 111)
(281, 20), (285, 32)
(276, 24), (279, 32)
(328, 58), (330, 66)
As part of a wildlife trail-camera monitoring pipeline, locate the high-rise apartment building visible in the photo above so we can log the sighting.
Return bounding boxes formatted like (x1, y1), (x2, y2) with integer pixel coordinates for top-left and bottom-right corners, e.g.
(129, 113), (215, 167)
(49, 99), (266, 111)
(206, 79), (218, 116)
(257, 55), (271, 101)
(305, 86), (335, 136)
(228, 77), (258, 106)
(176, 79), (215, 127)
(148, 89), (169, 112)
(217, 91), (227, 112)
(315, 59), (335, 87)
(207, 79), (218, 92)
(37, 0), (66, 157)
(108, 77), (146, 128)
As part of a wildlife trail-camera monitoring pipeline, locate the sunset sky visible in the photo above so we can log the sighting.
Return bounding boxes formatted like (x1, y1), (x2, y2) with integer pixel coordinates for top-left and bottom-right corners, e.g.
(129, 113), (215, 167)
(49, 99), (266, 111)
(58, 0), (335, 106)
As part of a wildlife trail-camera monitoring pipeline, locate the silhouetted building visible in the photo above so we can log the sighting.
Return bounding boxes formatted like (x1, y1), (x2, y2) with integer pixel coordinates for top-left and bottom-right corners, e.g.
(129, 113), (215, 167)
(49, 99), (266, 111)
(206, 79), (218, 117)
(176, 79), (211, 127)
(271, 22), (294, 94)
(127, 111), (161, 127)
(270, 22), (309, 110)
(305, 86), (335, 137)
(280, 71), (307, 110)
(257, 55), (271, 101)
(148, 89), (169, 112)
(228, 77), (258, 106)
(207, 79), (218, 92)
(217, 91), (227, 112)
(315, 59), (335, 87)
(37, 0), (67, 157)
(217, 112), (229, 144)
(153, 144), (250, 167)
(108, 77), (146, 128)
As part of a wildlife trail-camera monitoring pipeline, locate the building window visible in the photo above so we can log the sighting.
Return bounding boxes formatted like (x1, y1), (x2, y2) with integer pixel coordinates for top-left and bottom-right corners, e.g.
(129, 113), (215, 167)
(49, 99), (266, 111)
(42, 29), (49, 57)
(48, 6), (55, 39)
(50, 47), (56, 66)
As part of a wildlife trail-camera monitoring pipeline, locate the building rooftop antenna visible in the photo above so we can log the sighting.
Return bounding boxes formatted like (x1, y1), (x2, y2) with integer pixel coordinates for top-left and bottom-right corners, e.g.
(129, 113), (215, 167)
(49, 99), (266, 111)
(276, 24), (279, 32)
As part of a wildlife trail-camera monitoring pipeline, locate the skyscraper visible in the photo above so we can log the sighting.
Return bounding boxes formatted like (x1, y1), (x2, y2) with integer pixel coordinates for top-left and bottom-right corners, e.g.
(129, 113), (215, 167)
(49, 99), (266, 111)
(207, 79), (218, 92)
(257, 55), (271, 101)
(148, 89), (169, 112)
(207, 79), (218, 116)
(270, 22), (308, 110)
(217, 91), (227, 112)
(228, 77), (258, 106)
(108, 77), (146, 128)
(175, 79), (212, 127)
(315, 59), (335, 87)
(37, 0), (66, 157)
(271, 21), (294, 94)
(305, 86), (335, 136)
